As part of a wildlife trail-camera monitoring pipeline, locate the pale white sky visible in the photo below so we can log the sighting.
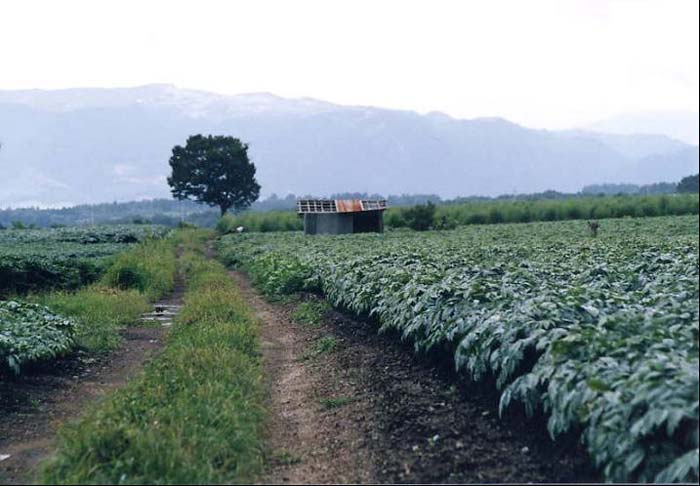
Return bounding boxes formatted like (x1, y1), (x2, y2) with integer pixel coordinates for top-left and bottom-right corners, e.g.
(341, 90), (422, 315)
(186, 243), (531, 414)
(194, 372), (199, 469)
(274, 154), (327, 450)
(0, 0), (698, 128)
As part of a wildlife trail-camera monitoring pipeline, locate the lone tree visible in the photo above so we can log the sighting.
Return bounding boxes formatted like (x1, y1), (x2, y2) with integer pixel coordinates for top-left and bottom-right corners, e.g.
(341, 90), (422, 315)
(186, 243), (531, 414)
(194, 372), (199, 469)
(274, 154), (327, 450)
(167, 135), (260, 216)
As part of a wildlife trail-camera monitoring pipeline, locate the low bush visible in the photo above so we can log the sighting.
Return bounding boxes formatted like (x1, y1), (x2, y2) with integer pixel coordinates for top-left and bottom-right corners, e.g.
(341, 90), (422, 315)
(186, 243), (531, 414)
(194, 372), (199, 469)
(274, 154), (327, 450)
(101, 239), (176, 300)
(402, 201), (437, 231)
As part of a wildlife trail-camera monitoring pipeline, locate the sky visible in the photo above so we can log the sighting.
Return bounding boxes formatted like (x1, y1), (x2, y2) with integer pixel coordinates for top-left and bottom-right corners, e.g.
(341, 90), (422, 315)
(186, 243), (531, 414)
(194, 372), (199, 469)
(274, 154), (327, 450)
(0, 0), (698, 129)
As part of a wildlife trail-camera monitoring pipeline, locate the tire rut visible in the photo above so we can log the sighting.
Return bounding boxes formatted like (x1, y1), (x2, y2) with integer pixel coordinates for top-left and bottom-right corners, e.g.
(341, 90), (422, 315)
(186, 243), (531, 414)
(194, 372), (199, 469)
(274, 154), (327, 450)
(0, 273), (185, 485)
(229, 270), (597, 484)
(229, 271), (375, 484)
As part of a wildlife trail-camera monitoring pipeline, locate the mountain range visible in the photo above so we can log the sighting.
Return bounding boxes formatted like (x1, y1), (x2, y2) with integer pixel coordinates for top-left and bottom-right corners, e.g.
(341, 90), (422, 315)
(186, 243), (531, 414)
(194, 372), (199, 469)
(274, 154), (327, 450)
(0, 84), (697, 207)
(587, 111), (699, 146)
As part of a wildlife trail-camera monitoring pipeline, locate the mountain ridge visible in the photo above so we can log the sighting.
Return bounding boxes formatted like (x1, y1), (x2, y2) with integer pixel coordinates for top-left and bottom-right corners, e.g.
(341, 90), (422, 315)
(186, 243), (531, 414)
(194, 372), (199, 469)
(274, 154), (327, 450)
(0, 84), (697, 207)
(587, 111), (699, 146)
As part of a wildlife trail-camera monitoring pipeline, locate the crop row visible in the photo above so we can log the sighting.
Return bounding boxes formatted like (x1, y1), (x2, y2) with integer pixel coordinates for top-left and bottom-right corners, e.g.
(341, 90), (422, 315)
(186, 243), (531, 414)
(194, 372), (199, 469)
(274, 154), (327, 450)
(216, 193), (699, 234)
(217, 215), (699, 483)
(1, 238), (177, 376)
(0, 300), (77, 373)
(0, 225), (169, 294)
(0, 224), (170, 245)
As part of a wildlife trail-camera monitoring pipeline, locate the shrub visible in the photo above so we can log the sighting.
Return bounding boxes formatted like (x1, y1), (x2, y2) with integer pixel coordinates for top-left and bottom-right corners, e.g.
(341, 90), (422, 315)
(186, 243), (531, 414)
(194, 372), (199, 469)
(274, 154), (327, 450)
(383, 209), (407, 228)
(101, 239), (176, 300)
(432, 213), (458, 230)
(403, 201), (437, 231)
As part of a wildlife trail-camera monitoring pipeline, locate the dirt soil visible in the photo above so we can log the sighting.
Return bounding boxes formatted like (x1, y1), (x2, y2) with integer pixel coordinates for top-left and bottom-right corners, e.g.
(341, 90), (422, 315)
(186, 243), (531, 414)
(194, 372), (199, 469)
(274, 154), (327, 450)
(230, 271), (599, 485)
(0, 277), (184, 485)
(231, 272), (374, 484)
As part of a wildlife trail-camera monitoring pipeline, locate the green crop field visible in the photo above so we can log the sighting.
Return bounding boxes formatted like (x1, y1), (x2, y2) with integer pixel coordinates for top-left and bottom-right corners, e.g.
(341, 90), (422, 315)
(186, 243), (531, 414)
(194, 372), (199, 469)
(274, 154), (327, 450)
(1, 232), (176, 376)
(0, 300), (77, 373)
(0, 225), (170, 294)
(217, 215), (700, 483)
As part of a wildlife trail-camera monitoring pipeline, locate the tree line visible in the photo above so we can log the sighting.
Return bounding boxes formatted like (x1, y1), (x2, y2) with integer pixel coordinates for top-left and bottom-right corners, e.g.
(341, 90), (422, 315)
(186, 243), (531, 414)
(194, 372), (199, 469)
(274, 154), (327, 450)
(2, 131), (698, 229)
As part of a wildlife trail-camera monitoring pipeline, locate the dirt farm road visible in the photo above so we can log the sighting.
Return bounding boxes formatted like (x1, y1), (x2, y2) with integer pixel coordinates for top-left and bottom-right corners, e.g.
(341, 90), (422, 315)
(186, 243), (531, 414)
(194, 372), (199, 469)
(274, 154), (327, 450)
(1, 264), (597, 484)
(0, 277), (185, 485)
(230, 271), (598, 484)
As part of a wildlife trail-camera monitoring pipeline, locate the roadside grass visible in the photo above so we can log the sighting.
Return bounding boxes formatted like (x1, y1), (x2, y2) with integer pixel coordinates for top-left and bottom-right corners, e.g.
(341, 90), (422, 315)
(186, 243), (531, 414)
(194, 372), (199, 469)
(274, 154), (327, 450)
(292, 299), (331, 326)
(31, 287), (150, 352)
(101, 238), (177, 301)
(169, 227), (215, 255)
(40, 241), (265, 484)
(26, 237), (177, 354)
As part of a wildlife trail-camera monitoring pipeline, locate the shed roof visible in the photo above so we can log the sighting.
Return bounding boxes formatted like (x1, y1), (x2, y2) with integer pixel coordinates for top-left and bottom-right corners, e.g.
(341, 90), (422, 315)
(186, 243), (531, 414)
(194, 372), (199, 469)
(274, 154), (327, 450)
(296, 199), (387, 214)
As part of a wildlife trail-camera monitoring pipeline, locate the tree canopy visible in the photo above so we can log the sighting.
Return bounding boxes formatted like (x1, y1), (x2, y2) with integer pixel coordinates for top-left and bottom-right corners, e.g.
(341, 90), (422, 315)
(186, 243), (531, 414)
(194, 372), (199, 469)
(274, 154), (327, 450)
(402, 201), (437, 231)
(167, 135), (261, 215)
(677, 174), (699, 194)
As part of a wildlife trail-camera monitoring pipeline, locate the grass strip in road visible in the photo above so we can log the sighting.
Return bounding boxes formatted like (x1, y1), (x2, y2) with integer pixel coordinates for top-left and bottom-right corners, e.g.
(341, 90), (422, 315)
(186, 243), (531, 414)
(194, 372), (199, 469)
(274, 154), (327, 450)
(41, 242), (264, 484)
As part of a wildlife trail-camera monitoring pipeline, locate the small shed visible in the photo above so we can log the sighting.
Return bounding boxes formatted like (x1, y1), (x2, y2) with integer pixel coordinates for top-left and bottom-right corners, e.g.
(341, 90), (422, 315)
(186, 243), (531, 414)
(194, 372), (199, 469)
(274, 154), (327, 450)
(296, 199), (387, 235)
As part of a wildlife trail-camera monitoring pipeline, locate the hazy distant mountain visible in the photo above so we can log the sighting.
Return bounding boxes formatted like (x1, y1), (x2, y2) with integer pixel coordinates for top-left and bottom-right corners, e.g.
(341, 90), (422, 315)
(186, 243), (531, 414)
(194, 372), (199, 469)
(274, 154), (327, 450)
(0, 85), (697, 207)
(558, 130), (690, 160)
(587, 111), (699, 146)
(632, 147), (700, 185)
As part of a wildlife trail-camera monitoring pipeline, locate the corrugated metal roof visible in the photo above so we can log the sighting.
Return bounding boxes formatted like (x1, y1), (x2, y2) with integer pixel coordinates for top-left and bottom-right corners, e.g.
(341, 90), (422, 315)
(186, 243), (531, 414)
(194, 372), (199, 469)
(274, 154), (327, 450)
(335, 199), (363, 213)
(296, 199), (387, 214)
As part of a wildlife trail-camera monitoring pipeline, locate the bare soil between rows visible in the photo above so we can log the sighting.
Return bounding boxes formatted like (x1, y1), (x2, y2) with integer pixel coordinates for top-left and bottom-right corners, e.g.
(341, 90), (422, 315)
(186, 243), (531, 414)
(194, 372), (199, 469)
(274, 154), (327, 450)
(231, 271), (600, 484)
(0, 278), (184, 485)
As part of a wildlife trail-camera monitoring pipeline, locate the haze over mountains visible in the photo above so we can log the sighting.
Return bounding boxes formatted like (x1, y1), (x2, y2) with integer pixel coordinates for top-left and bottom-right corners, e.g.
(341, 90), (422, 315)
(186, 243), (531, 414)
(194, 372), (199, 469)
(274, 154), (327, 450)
(0, 84), (697, 208)
(587, 112), (699, 146)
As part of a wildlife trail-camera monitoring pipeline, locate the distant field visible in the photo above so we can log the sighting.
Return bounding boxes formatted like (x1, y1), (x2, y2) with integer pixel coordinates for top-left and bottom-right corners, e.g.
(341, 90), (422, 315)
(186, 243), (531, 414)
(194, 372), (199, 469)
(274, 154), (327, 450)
(216, 193), (699, 233)
(0, 225), (169, 294)
(218, 215), (699, 482)
(415, 192), (699, 226)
